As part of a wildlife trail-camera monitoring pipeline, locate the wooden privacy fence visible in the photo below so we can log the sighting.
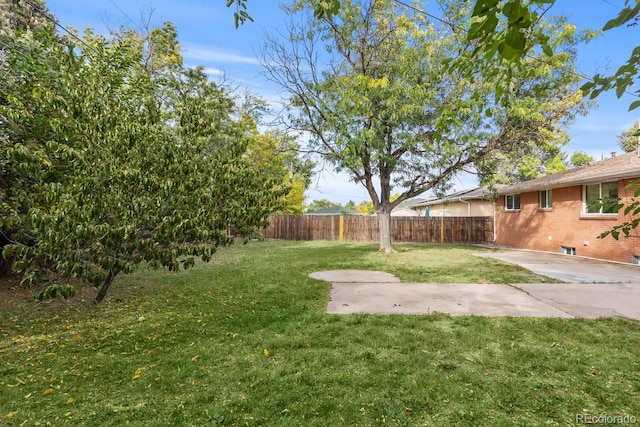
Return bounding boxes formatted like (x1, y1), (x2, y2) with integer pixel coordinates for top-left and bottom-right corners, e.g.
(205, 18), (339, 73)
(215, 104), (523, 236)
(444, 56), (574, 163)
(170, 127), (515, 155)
(262, 215), (494, 244)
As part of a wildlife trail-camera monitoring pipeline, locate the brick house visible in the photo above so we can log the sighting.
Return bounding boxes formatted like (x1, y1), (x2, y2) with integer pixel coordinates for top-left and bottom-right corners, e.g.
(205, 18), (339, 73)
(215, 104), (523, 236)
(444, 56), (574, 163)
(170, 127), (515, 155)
(496, 152), (640, 264)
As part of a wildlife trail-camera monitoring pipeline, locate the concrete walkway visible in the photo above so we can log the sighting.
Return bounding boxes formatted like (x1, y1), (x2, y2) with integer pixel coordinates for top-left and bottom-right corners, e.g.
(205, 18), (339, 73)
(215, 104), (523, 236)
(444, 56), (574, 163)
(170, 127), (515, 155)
(475, 250), (640, 283)
(309, 251), (640, 319)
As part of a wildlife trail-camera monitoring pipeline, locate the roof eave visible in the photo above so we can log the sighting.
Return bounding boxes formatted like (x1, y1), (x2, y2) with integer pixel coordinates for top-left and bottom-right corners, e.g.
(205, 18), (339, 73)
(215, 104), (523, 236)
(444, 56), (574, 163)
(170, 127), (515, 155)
(498, 168), (640, 194)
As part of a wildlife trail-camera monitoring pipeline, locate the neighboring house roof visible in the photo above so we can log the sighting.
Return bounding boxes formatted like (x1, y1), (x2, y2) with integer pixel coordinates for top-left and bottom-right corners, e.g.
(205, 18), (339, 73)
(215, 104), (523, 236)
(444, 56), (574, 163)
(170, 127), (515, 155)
(390, 206), (420, 216)
(397, 197), (428, 208)
(498, 151), (640, 194)
(410, 186), (505, 207)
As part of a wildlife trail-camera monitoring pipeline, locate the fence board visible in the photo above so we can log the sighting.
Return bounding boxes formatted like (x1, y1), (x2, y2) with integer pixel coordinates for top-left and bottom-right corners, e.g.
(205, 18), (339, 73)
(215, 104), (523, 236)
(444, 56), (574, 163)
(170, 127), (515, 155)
(262, 215), (493, 244)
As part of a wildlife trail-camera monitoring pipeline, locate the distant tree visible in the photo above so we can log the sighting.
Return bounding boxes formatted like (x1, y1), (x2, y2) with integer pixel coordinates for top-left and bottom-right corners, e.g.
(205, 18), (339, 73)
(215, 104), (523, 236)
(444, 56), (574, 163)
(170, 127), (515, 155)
(494, 151), (567, 184)
(570, 151), (594, 167)
(244, 129), (314, 214)
(305, 199), (339, 213)
(617, 122), (640, 153)
(355, 200), (375, 215)
(545, 154), (569, 175)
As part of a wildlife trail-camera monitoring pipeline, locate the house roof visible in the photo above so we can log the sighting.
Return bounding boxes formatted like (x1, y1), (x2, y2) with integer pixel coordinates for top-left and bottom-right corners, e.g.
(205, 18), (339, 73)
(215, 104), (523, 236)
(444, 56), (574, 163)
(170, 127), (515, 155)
(398, 197), (428, 208)
(410, 186), (505, 207)
(498, 151), (640, 194)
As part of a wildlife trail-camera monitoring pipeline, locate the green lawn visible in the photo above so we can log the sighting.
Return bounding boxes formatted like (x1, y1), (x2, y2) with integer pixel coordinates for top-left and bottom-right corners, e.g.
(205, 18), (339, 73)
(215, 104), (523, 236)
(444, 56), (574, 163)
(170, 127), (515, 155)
(1, 240), (638, 426)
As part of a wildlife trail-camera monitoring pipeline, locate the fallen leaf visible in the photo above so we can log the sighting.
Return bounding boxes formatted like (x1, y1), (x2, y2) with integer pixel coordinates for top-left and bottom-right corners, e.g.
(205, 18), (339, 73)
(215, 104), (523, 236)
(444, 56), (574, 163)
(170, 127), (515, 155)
(132, 374), (140, 380)
(263, 348), (270, 358)
(67, 398), (75, 404)
(43, 388), (54, 395)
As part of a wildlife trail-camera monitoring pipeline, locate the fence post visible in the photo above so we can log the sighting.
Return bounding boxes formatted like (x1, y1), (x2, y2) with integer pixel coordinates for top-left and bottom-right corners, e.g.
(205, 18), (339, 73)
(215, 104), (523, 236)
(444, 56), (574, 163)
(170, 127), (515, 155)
(339, 215), (344, 242)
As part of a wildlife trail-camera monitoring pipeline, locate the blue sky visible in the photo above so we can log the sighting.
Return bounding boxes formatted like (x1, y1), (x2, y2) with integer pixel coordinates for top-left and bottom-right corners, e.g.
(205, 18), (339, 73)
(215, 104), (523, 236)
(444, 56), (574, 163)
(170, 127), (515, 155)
(46, 0), (640, 205)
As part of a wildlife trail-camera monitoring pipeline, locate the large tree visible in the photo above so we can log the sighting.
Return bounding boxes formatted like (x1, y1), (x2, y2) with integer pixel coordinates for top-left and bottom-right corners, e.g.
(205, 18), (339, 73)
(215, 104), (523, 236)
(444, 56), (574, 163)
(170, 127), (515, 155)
(1, 22), (284, 302)
(262, 0), (586, 252)
(230, 0), (640, 112)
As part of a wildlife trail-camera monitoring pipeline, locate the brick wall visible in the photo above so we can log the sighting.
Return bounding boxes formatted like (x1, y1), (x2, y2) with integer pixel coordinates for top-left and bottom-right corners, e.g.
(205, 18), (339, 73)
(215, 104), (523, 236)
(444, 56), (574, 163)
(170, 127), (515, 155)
(496, 179), (640, 264)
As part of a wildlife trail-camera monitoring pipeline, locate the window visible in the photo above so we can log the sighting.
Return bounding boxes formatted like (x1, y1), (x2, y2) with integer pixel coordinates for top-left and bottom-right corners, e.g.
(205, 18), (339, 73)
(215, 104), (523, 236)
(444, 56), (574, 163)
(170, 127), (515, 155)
(539, 189), (552, 209)
(583, 182), (619, 214)
(560, 246), (576, 255)
(633, 255), (640, 265)
(506, 194), (521, 210)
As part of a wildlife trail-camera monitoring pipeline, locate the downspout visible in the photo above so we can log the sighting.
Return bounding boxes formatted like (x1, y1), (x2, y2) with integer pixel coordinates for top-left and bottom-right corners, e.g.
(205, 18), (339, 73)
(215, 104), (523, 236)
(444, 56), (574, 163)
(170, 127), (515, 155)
(458, 198), (471, 217)
(493, 201), (497, 243)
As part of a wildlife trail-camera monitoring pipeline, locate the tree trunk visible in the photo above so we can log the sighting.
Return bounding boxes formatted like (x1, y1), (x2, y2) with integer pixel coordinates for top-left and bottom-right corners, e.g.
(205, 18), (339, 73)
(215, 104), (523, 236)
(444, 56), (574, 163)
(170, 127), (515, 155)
(0, 254), (13, 277)
(377, 209), (394, 253)
(95, 268), (120, 303)
(0, 232), (14, 277)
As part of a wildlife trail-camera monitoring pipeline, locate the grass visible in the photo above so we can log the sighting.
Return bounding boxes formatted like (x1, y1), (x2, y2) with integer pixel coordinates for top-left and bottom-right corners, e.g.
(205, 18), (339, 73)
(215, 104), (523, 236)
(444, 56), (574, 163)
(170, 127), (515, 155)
(0, 240), (638, 426)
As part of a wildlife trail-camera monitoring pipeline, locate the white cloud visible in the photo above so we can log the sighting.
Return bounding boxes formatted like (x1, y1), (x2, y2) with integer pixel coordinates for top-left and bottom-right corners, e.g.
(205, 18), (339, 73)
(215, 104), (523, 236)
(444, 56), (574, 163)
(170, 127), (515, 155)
(202, 67), (225, 77)
(182, 44), (260, 65)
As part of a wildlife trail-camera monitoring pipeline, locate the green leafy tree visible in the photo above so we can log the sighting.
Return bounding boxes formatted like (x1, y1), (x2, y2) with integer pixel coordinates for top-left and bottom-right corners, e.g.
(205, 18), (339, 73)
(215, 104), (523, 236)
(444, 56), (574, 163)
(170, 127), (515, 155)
(570, 151), (594, 167)
(0, 0), (53, 276)
(1, 24), (283, 302)
(237, 91), (315, 214)
(545, 153), (568, 174)
(462, 0), (640, 239)
(617, 122), (640, 153)
(225, 0), (340, 26)
(245, 130), (305, 214)
(485, 149), (570, 184)
(466, 0), (640, 111)
(263, 0), (586, 252)
(0, 0), (51, 43)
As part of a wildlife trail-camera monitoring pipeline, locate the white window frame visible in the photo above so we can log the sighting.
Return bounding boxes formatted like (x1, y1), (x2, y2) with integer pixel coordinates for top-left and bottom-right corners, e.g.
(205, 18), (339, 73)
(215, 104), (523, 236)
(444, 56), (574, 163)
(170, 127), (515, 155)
(539, 189), (552, 209)
(582, 181), (619, 215)
(506, 194), (521, 211)
(560, 246), (576, 256)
